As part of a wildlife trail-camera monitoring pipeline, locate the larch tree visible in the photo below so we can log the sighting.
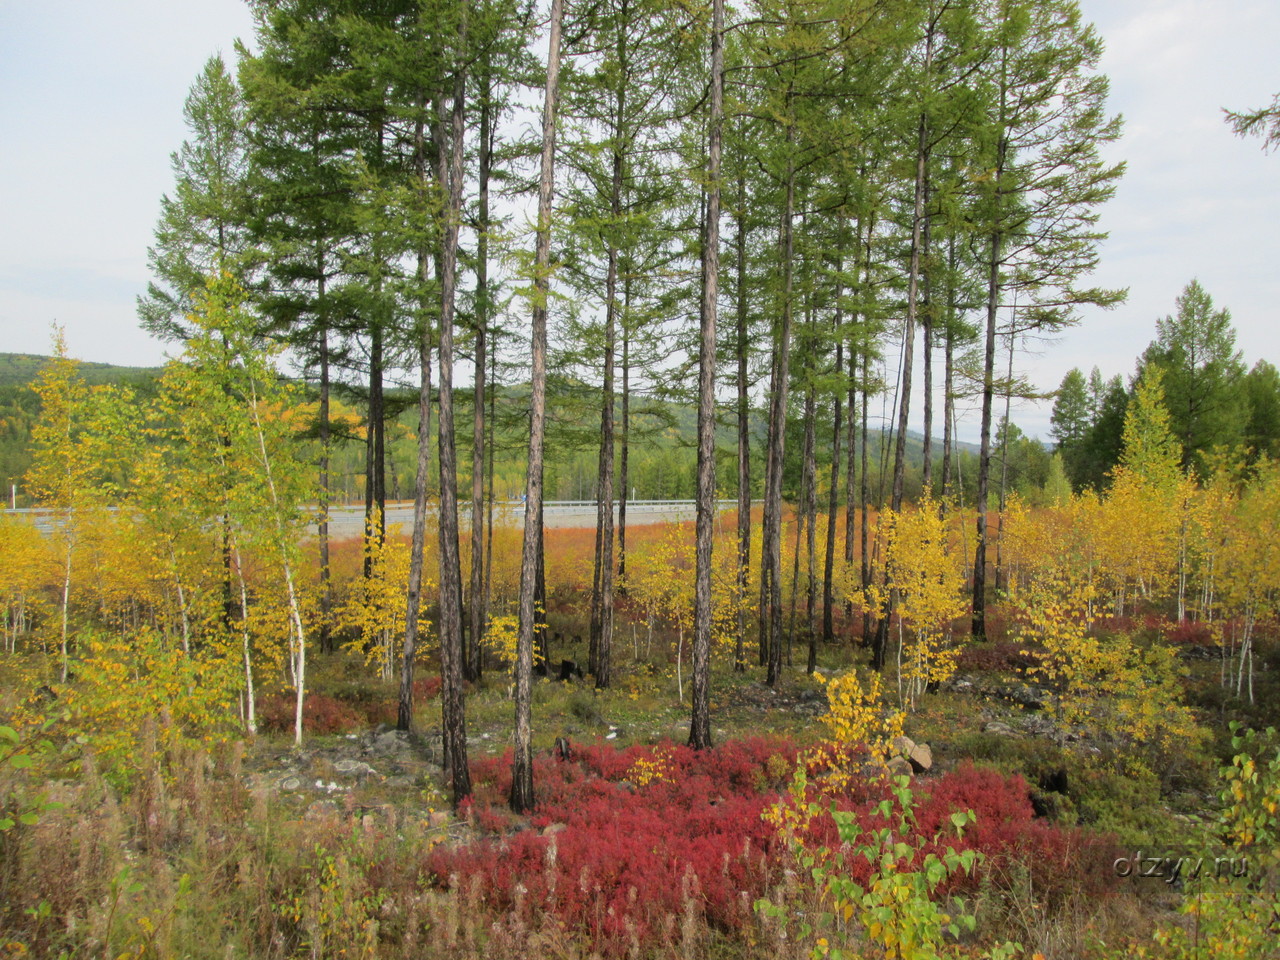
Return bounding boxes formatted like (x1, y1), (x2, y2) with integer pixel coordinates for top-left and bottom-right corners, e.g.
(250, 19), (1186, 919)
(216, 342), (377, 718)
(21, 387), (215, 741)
(1225, 91), (1280, 151)
(968, 0), (1124, 640)
(139, 54), (253, 341)
(512, 0), (564, 815)
(688, 0), (724, 751)
(434, 5), (473, 808)
(1139, 280), (1246, 473)
(557, 0), (686, 690)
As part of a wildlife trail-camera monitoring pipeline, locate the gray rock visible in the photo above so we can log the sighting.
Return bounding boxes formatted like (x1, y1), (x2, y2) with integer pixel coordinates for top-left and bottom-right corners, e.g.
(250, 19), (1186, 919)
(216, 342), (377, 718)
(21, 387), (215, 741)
(280, 776), (302, 791)
(983, 721), (1017, 737)
(997, 684), (1047, 709)
(369, 730), (420, 761)
(1020, 714), (1057, 738)
(334, 759), (377, 778)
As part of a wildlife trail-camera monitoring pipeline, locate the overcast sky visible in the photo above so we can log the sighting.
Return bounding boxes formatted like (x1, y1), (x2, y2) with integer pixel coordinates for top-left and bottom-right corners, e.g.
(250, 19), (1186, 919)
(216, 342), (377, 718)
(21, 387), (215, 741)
(0, 0), (1276, 442)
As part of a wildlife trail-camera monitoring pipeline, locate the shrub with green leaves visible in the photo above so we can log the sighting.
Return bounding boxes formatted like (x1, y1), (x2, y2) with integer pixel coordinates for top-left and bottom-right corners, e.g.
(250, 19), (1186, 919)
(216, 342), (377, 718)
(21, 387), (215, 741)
(757, 770), (1023, 960)
(1141, 724), (1280, 959)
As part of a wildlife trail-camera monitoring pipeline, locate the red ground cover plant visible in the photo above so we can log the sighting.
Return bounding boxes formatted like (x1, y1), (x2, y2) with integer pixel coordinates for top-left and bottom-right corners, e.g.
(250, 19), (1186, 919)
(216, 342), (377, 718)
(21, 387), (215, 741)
(910, 762), (1120, 905)
(955, 639), (1040, 675)
(257, 692), (363, 735)
(422, 742), (1115, 955)
(785, 758), (1118, 907)
(424, 738), (796, 954)
(1151, 614), (1222, 648)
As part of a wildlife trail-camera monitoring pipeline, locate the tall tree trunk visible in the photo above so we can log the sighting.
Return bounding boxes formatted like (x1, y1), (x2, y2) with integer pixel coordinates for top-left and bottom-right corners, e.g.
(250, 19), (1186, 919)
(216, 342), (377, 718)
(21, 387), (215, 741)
(941, 234), (957, 502)
(843, 349), (858, 617)
(617, 284), (631, 592)
(363, 323), (386, 579)
(860, 350), (872, 644)
(823, 338), (843, 646)
(690, 0), (723, 750)
(467, 63), (494, 684)
(921, 201), (934, 498)
(512, 0), (562, 813)
(765, 113), (797, 688)
(889, 114), (929, 516)
(317, 276), (333, 654)
(484, 328), (497, 620)
(798, 385), (817, 673)
(436, 68), (471, 807)
(590, 15), (626, 690)
(972, 235), (1000, 641)
(973, 45), (1010, 643)
(876, 110), (929, 672)
(758, 342), (777, 669)
(734, 172), (751, 673)
(995, 325), (1016, 592)
(400, 110), (435, 734)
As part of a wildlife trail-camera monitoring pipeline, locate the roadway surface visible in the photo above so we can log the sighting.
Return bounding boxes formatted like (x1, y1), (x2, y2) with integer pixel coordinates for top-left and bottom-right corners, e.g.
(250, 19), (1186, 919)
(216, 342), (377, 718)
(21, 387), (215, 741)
(4, 501), (741, 538)
(313, 500), (729, 538)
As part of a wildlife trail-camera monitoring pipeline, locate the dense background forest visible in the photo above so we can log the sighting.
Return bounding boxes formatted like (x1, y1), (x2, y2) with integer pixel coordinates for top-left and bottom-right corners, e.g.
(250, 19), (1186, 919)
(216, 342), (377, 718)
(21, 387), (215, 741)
(3, 0), (1280, 957)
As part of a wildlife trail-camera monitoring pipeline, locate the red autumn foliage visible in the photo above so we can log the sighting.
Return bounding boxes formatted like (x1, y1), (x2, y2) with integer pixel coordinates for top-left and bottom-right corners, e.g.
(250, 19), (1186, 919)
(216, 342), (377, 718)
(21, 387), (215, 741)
(257, 692), (363, 735)
(424, 738), (796, 954)
(955, 640), (1040, 675)
(1155, 616), (1219, 648)
(354, 675), (442, 727)
(911, 762), (1119, 905)
(423, 742), (1113, 955)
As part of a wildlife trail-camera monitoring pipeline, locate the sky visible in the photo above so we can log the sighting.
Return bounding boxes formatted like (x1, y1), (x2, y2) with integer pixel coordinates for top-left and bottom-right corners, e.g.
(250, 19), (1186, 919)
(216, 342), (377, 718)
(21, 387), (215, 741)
(0, 0), (1276, 442)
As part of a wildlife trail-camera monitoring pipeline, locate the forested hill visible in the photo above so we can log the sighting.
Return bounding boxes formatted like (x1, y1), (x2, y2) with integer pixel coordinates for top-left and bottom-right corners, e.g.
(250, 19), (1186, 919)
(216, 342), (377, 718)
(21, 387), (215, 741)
(0, 354), (164, 500)
(0, 350), (988, 508)
(0, 353), (162, 389)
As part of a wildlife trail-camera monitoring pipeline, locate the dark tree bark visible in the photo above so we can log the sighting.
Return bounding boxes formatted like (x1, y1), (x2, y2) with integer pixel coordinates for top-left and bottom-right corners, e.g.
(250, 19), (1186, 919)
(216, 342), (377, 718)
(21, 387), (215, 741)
(972, 230), (1001, 641)
(876, 101), (931, 672)
(758, 339), (777, 669)
(467, 62), (494, 685)
(734, 172), (751, 673)
(589, 10), (627, 691)
(765, 116), (796, 688)
(483, 327), (497, 620)
(689, 0), (723, 751)
(399, 110), (435, 734)
(973, 52), (1010, 643)
(860, 350), (872, 644)
(617, 289), (630, 592)
(798, 384), (817, 673)
(995, 328), (1016, 592)
(363, 322), (386, 580)
(921, 204), (934, 498)
(317, 295), (333, 653)
(822, 338), (843, 646)
(512, 0), (562, 813)
(436, 64), (471, 807)
(941, 234), (957, 503)
(889, 114), (929, 516)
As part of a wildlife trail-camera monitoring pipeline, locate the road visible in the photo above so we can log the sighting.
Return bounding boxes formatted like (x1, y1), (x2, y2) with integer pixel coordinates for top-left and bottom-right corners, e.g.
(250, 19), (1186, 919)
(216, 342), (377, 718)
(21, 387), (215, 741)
(4, 500), (742, 538)
(314, 500), (733, 538)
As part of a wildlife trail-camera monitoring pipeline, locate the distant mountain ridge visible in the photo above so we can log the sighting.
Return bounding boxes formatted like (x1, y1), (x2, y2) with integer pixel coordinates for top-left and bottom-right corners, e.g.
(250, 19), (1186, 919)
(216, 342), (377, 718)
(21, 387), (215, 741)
(0, 353), (162, 389)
